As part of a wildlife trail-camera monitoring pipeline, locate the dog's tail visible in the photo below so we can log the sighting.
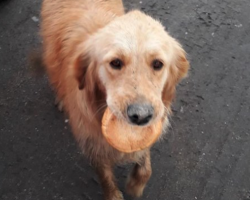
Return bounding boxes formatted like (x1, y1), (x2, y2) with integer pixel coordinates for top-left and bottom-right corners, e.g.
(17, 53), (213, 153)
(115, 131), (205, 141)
(27, 48), (46, 77)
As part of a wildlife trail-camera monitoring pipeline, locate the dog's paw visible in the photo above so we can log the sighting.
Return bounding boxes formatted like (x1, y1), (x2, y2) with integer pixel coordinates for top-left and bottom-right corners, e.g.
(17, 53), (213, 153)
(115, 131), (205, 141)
(105, 190), (124, 200)
(126, 176), (145, 198)
(54, 97), (64, 112)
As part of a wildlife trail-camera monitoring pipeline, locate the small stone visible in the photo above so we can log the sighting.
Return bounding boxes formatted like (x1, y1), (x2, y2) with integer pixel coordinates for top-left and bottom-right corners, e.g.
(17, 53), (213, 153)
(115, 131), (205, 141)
(180, 106), (184, 113)
(235, 24), (243, 28)
(31, 16), (39, 22)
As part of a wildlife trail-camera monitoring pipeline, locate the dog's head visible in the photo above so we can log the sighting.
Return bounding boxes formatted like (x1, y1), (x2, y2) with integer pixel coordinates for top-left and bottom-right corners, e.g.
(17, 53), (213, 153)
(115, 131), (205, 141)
(74, 10), (189, 126)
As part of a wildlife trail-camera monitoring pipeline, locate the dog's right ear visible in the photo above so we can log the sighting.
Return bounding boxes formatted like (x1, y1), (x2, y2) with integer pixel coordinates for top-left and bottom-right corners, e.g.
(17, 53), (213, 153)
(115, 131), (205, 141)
(74, 54), (90, 90)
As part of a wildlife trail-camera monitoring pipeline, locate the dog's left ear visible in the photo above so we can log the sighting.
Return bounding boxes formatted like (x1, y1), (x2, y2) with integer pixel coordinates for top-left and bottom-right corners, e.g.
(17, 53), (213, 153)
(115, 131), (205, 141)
(74, 54), (91, 90)
(162, 42), (189, 106)
(171, 43), (190, 85)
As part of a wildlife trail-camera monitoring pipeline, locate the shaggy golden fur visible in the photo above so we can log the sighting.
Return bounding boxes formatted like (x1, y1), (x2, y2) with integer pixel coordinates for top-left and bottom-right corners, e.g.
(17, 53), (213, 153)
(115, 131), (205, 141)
(40, 0), (189, 199)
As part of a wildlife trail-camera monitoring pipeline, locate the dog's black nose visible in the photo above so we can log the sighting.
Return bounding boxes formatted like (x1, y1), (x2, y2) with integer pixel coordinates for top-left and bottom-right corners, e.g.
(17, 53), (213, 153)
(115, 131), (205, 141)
(127, 104), (154, 126)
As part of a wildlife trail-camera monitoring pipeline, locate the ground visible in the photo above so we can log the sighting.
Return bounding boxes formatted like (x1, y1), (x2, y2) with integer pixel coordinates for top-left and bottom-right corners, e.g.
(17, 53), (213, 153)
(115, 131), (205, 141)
(0, 0), (250, 200)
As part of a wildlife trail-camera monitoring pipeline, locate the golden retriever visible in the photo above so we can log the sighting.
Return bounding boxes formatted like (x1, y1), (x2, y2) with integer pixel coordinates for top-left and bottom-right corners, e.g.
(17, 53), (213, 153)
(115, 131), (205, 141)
(40, 0), (189, 199)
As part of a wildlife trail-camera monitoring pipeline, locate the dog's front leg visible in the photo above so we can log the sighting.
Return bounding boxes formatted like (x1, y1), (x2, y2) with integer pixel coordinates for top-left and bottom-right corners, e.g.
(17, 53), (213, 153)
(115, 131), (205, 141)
(95, 162), (124, 200)
(126, 150), (152, 198)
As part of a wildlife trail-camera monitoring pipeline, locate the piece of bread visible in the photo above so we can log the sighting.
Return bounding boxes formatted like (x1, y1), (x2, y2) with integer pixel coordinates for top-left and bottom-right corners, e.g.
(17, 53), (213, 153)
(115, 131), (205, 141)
(102, 108), (162, 153)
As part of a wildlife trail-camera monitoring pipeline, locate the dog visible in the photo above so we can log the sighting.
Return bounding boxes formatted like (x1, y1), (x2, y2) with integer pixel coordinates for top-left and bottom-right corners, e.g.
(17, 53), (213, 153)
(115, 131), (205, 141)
(40, 0), (189, 199)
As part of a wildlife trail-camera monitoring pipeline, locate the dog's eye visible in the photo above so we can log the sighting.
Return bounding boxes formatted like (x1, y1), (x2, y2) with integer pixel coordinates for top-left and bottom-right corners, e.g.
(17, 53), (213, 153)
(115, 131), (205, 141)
(110, 59), (123, 70)
(152, 59), (163, 71)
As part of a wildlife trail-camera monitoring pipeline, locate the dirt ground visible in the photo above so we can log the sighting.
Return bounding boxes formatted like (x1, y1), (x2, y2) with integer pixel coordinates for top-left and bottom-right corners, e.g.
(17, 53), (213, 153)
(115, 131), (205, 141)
(0, 0), (250, 200)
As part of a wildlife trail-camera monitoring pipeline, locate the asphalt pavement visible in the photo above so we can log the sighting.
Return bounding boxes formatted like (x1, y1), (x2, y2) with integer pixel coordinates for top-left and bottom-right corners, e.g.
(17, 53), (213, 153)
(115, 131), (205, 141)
(0, 0), (250, 199)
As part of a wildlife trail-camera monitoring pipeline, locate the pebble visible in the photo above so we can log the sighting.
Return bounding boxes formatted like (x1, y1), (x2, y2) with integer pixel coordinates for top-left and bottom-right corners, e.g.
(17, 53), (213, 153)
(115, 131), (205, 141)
(235, 24), (243, 28)
(31, 16), (39, 22)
